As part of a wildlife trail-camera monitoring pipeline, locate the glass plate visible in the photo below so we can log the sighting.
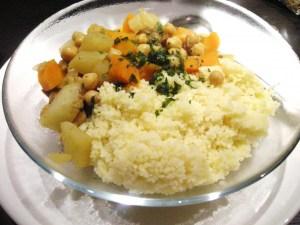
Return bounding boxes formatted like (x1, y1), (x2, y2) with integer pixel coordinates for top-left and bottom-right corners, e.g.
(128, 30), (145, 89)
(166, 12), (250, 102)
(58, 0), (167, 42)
(2, 0), (300, 206)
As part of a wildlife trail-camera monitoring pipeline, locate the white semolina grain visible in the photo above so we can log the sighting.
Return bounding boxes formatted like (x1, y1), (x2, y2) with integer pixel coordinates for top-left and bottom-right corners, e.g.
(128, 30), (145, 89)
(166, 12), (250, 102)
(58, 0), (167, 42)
(80, 58), (278, 195)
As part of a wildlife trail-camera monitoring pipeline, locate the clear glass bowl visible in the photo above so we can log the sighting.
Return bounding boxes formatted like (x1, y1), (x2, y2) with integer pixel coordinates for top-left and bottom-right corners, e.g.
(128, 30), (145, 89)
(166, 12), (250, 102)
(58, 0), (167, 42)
(2, 0), (300, 207)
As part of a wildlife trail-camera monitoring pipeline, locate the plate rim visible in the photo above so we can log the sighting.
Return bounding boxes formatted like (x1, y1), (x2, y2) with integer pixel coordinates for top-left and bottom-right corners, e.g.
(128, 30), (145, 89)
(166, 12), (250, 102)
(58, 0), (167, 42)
(2, 0), (300, 207)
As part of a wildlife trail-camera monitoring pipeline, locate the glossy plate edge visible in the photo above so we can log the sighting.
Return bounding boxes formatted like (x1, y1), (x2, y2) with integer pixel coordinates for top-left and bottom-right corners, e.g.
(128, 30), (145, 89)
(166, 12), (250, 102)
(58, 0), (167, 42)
(2, 0), (300, 207)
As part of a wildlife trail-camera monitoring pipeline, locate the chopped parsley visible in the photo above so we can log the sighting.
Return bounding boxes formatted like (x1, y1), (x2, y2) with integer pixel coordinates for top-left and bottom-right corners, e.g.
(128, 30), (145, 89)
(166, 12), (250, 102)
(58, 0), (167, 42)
(185, 79), (197, 88)
(155, 97), (176, 117)
(198, 76), (206, 82)
(155, 109), (162, 117)
(129, 74), (138, 83)
(148, 47), (169, 67)
(114, 83), (123, 92)
(156, 22), (164, 35)
(129, 92), (135, 98)
(162, 97), (175, 108)
(154, 78), (170, 95)
(126, 52), (147, 68)
(114, 36), (129, 45)
(151, 73), (182, 96)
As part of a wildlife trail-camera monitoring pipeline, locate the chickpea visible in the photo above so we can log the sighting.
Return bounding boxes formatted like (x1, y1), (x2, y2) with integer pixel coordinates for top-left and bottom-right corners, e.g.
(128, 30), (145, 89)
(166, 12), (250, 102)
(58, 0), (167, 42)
(163, 23), (176, 35)
(82, 73), (99, 90)
(191, 42), (205, 56)
(209, 71), (224, 86)
(149, 32), (161, 42)
(168, 55), (181, 68)
(72, 31), (85, 47)
(136, 33), (148, 44)
(168, 48), (187, 60)
(73, 111), (87, 126)
(84, 90), (100, 104)
(168, 48), (180, 55)
(186, 33), (200, 49)
(179, 48), (187, 59)
(137, 44), (151, 55)
(152, 45), (162, 51)
(60, 45), (78, 62)
(166, 36), (182, 49)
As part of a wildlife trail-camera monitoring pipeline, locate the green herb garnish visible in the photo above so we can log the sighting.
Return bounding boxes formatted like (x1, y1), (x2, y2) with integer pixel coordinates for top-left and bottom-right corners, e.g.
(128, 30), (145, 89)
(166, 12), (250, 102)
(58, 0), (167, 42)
(198, 77), (206, 82)
(114, 37), (129, 45)
(114, 83), (123, 92)
(156, 22), (164, 35)
(148, 48), (169, 67)
(162, 97), (175, 108)
(129, 92), (135, 98)
(155, 109), (161, 117)
(126, 52), (147, 68)
(129, 74), (138, 83)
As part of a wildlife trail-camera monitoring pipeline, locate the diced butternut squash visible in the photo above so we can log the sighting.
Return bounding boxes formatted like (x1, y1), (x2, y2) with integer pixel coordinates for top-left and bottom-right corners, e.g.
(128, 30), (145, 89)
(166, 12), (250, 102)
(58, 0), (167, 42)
(109, 55), (140, 84)
(48, 152), (72, 164)
(38, 60), (64, 91)
(106, 31), (135, 41)
(174, 27), (194, 42)
(139, 63), (160, 81)
(201, 51), (219, 66)
(121, 13), (135, 33)
(184, 56), (201, 73)
(184, 51), (219, 73)
(114, 40), (137, 55)
(80, 32), (113, 52)
(61, 122), (92, 168)
(69, 51), (109, 75)
(40, 83), (83, 131)
(203, 32), (220, 52)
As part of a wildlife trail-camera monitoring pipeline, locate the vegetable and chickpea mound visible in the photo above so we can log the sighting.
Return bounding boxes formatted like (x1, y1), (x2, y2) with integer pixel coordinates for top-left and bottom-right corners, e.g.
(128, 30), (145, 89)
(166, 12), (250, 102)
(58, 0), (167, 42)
(39, 10), (221, 166)
(37, 10), (278, 194)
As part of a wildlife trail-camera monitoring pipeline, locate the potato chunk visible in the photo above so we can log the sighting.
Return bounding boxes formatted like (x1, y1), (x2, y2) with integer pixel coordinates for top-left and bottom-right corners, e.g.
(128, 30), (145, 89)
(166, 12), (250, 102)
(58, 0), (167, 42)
(69, 51), (109, 76)
(48, 152), (72, 164)
(128, 9), (159, 33)
(61, 122), (92, 168)
(40, 83), (83, 131)
(80, 32), (113, 52)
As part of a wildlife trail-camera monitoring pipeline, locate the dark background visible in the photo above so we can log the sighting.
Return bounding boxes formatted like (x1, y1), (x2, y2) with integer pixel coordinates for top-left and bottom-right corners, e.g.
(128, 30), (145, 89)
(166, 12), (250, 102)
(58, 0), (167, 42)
(0, 0), (300, 224)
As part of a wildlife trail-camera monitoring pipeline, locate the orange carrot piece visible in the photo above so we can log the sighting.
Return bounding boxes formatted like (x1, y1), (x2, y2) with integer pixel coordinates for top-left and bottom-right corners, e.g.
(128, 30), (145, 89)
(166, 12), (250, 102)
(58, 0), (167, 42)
(109, 55), (140, 84)
(106, 31), (135, 41)
(121, 13), (135, 33)
(201, 51), (219, 66)
(114, 40), (137, 55)
(38, 60), (64, 91)
(139, 63), (160, 81)
(203, 32), (220, 52)
(184, 56), (201, 73)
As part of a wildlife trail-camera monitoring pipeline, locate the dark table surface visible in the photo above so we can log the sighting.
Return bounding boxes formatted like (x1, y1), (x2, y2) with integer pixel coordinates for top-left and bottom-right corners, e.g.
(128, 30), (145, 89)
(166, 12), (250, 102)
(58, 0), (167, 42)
(0, 0), (299, 224)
